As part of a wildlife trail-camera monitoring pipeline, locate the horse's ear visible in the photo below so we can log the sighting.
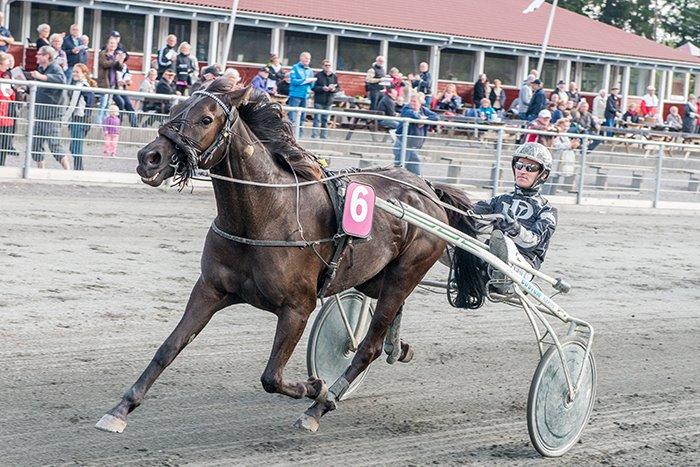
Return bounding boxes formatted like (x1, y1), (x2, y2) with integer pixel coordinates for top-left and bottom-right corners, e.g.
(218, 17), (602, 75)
(229, 86), (255, 108)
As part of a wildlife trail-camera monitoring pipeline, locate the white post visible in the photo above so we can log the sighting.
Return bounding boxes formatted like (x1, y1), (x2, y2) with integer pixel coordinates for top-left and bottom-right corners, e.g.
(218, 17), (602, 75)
(517, 55), (529, 82)
(683, 72), (690, 98)
(220, 0), (240, 66)
(158, 17), (169, 47)
(143, 14), (154, 73)
(92, 10), (102, 78)
(474, 50), (485, 82)
(602, 63), (611, 91)
(21, 2), (30, 46)
(429, 45), (440, 97)
(75, 6), (84, 32)
(271, 28), (282, 56)
(563, 60), (572, 84)
(658, 69), (668, 122)
(380, 40), (389, 64)
(326, 33), (336, 66)
(536, 0), (559, 76)
(190, 20), (198, 56)
(208, 22), (219, 65)
(621, 65), (630, 112)
(694, 73), (700, 96)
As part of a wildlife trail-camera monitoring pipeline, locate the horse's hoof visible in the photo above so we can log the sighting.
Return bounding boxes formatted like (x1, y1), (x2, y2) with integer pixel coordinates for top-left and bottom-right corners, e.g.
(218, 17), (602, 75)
(293, 414), (320, 433)
(95, 413), (127, 433)
(398, 343), (414, 363)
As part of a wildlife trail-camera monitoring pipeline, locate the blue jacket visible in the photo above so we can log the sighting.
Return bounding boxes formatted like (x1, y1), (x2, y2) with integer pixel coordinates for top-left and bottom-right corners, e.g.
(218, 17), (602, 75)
(526, 88), (547, 121)
(251, 74), (270, 93)
(396, 105), (438, 148)
(289, 61), (314, 98)
(62, 35), (87, 67)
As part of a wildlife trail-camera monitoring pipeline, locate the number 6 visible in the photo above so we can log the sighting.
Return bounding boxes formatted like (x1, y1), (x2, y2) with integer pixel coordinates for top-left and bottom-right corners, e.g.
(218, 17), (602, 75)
(350, 185), (369, 223)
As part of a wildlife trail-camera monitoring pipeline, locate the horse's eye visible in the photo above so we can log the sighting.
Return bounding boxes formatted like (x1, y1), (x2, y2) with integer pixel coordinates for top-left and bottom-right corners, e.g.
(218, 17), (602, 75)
(202, 116), (213, 125)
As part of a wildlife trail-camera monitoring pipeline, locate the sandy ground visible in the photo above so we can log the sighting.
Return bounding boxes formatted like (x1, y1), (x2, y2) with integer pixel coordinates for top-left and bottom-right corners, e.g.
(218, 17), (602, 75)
(0, 180), (698, 466)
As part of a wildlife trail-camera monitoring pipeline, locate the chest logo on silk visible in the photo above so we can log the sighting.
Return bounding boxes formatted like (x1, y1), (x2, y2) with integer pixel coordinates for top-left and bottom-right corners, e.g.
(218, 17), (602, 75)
(502, 199), (533, 220)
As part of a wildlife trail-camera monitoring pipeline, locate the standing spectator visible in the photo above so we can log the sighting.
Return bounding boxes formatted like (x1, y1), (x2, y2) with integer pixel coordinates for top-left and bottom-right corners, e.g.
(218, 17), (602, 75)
(175, 42), (198, 95)
(592, 89), (607, 121)
(96, 37), (125, 122)
(190, 65), (220, 93)
(113, 63), (138, 127)
(288, 51), (315, 136)
(622, 103), (641, 124)
(604, 86), (621, 132)
(62, 63), (95, 170)
(526, 79), (547, 121)
(526, 109), (556, 146)
(665, 106), (682, 131)
(265, 54), (285, 93)
(518, 74), (536, 120)
(35, 24), (50, 48)
(251, 67), (271, 93)
(682, 95), (698, 133)
(410, 62), (432, 106)
(377, 88), (399, 130)
(1, 52), (18, 158)
(567, 81), (581, 106)
(0, 52), (15, 165)
(489, 79), (506, 115)
(276, 72), (291, 96)
(365, 55), (386, 110)
(29, 46), (68, 169)
(553, 80), (569, 104)
(157, 34), (178, 78)
(62, 24), (87, 82)
(100, 31), (129, 61)
(50, 34), (68, 72)
(311, 59), (339, 139)
(473, 73), (488, 106)
(102, 105), (121, 158)
(392, 93), (438, 175)
(639, 85), (659, 119)
(387, 67), (407, 98)
(0, 13), (15, 53)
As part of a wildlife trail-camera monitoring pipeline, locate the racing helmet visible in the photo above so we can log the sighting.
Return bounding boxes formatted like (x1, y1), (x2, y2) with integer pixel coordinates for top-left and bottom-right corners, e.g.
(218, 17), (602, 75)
(511, 142), (552, 188)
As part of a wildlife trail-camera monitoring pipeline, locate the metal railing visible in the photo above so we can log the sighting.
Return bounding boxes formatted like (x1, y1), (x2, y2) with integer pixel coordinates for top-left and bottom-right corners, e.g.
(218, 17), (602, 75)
(1, 78), (698, 208)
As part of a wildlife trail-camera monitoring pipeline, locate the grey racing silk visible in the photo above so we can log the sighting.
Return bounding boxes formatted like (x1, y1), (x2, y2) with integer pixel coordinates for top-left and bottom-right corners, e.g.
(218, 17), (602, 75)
(473, 187), (558, 269)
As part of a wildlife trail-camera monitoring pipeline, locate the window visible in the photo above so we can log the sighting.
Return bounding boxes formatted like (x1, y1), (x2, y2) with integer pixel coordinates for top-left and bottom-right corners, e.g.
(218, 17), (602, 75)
(229, 26), (271, 63)
(283, 31), (326, 67)
(100, 11), (145, 53)
(336, 37), (379, 73)
(8, 1), (23, 39)
(580, 63), (604, 92)
(31, 4), (74, 38)
(629, 68), (651, 96)
(438, 49), (474, 82)
(484, 53), (517, 86)
(387, 43), (428, 76)
(610, 65), (623, 90)
(196, 22), (210, 63)
(82, 9), (94, 43)
(540, 59), (559, 90)
(169, 18), (191, 45)
(670, 72), (686, 99)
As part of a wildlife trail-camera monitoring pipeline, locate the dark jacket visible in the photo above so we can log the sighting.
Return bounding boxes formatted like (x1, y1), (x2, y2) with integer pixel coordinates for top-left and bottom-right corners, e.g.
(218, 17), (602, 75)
(276, 79), (290, 96)
(473, 80), (487, 104)
(411, 71), (432, 95)
(62, 35), (87, 67)
(155, 78), (177, 114)
(157, 44), (176, 77)
(473, 187), (558, 269)
(175, 54), (196, 86)
(682, 102), (698, 133)
(526, 88), (547, 121)
(395, 105), (438, 149)
(377, 93), (397, 117)
(312, 71), (340, 107)
(35, 62), (66, 105)
(265, 64), (285, 84)
(365, 63), (385, 92)
(604, 94), (620, 120)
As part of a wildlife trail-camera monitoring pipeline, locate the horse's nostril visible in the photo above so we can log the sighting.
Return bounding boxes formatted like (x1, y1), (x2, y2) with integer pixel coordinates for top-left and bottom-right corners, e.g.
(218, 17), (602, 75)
(147, 151), (162, 166)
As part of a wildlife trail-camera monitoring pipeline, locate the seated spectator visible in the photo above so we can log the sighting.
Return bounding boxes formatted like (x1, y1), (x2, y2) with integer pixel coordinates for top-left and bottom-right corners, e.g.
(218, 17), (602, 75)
(639, 86), (659, 119)
(0, 12), (15, 54)
(157, 34), (178, 78)
(388, 67), (407, 97)
(547, 102), (562, 124)
(35, 23), (50, 48)
(435, 84), (462, 113)
(553, 80), (569, 104)
(621, 103), (640, 124)
(574, 100), (602, 151)
(489, 79), (506, 114)
(550, 118), (580, 190)
(567, 82), (581, 106)
(138, 68), (158, 108)
(276, 72), (291, 96)
(175, 42), (198, 95)
(377, 88), (399, 130)
(526, 109), (556, 146)
(156, 69), (178, 112)
(191, 65), (221, 93)
(665, 106), (682, 131)
(251, 67), (271, 93)
(62, 24), (87, 82)
(265, 54), (285, 93)
(113, 63), (138, 126)
(476, 97), (496, 121)
(50, 33), (68, 72)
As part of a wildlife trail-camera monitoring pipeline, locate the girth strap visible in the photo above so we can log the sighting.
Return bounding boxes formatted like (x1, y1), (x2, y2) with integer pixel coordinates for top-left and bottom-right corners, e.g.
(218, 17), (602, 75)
(210, 221), (338, 248)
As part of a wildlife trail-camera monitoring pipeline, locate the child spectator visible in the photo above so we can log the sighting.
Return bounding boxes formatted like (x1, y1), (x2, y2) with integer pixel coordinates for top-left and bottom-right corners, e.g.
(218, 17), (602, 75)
(476, 97), (496, 121)
(102, 105), (120, 158)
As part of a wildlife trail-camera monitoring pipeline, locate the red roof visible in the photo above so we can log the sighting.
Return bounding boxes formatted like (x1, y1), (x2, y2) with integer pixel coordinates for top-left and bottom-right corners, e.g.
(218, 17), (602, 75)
(163, 0), (700, 65)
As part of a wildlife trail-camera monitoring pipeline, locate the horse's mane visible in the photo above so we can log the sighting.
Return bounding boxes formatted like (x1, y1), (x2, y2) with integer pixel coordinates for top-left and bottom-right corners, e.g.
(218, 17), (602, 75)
(207, 79), (322, 181)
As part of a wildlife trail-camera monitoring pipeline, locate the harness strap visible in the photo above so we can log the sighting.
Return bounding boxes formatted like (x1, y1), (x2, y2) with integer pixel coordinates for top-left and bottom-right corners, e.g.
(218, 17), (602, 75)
(211, 221), (338, 248)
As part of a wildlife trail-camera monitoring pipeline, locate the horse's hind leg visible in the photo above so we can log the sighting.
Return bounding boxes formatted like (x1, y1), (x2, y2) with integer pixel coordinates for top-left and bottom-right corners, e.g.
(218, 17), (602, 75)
(95, 277), (236, 433)
(384, 308), (414, 364)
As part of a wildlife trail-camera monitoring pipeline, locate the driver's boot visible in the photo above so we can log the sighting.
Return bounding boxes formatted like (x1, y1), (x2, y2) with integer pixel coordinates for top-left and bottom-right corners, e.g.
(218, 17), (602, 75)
(489, 230), (513, 294)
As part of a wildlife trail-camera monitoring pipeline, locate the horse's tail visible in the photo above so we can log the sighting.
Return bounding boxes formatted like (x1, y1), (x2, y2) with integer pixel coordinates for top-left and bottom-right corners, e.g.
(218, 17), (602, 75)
(432, 183), (488, 309)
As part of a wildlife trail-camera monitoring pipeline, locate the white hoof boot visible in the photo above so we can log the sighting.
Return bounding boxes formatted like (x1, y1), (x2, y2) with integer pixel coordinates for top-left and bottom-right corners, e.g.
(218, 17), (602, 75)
(95, 414), (127, 433)
(293, 414), (319, 432)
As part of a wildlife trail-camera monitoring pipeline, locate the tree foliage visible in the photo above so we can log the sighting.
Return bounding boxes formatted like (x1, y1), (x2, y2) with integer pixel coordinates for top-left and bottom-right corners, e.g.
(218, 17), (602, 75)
(552, 0), (700, 46)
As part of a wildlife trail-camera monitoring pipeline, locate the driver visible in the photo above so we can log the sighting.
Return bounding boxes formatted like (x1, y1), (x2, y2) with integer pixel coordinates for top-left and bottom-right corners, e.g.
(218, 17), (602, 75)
(472, 142), (558, 288)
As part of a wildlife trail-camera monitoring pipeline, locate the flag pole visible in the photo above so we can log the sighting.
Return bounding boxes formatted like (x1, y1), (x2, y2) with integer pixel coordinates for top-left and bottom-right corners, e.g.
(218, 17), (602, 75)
(536, 0), (558, 76)
(220, 0), (240, 66)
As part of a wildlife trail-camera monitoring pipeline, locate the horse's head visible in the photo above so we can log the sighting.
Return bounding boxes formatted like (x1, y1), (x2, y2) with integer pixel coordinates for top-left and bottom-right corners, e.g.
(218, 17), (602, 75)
(136, 80), (253, 187)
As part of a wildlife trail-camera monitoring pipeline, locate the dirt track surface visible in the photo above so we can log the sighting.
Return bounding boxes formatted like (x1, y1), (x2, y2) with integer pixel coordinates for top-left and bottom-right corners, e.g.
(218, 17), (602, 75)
(1, 181), (698, 466)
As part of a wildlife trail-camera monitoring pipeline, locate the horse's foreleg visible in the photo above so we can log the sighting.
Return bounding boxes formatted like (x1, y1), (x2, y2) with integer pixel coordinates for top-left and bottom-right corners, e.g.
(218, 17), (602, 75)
(260, 306), (327, 402)
(95, 277), (235, 433)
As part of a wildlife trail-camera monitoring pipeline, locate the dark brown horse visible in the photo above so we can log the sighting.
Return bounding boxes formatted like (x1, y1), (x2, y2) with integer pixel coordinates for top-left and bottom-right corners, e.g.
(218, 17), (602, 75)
(95, 79), (486, 434)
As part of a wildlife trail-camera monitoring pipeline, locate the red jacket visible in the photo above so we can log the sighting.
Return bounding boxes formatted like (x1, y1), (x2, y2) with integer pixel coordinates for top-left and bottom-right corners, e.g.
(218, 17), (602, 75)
(0, 75), (15, 127)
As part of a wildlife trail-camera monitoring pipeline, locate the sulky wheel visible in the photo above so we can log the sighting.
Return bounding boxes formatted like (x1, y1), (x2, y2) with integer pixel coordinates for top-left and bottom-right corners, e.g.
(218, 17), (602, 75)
(527, 338), (597, 457)
(306, 290), (374, 401)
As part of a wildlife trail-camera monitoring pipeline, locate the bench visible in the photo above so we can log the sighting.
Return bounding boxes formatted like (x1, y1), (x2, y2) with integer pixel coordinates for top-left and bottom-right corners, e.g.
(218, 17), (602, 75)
(439, 157), (462, 184)
(339, 109), (384, 140)
(666, 169), (700, 192)
(350, 151), (388, 169)
(588, 164), (651, 191)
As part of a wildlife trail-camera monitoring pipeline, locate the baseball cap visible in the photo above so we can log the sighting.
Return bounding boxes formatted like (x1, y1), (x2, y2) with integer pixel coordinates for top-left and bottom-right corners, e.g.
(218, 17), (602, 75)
(202, 65), (222, 76)
(538, 109), (552, 118)
(557, 80), (565, 85)
(532, 79), (542, 85)
(110, 30), (120, 37)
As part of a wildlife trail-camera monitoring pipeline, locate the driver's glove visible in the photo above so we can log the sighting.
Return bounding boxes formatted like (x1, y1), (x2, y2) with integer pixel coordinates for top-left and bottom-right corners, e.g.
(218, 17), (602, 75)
(497, 211), (522, 237)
